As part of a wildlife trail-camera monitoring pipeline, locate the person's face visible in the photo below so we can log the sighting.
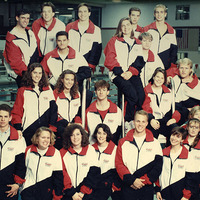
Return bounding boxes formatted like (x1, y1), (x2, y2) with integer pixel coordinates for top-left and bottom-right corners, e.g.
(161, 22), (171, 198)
(154, 7), (167, 22)
(78, 6), (91, 22)
(96, 127), (107, 145)
(16, 14), (30, 29)
(129, 11), (140, 25)
(62, 74), (75, 90)
(188, 122), (200, 138)
(57, 35), (69, 50)
(37, 131), (51, 150)
(134, 114), (148, 134)
(170, 134), (183, 147)
(95, 87), (109, 101)
(193, 111), (200, 120)
(70, 128), (82, 148)
(31, 67), (43, 86)
(153, 72), (165, 87)
(141, 37), (152, 50)
(121, 20), (132, 36)
(42, 6), (55, 23)
(179, 64), (192, 79)
(0, 110), (11, 129)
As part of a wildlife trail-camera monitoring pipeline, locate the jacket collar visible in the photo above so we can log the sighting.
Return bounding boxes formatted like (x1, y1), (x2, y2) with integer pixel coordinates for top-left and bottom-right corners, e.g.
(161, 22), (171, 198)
(9, 126), (19, 140)
(68, 145), (89, 156)
(24, 86), (50, 91)
(163, 145), (188, 159)
(147, 50), (155, 62)
(149, 21), (174, 34)
(6, 27), (30, 42)
(30, 145), (55, 156)
(51, 46), (76, 59)
(55, 90), (80, 100)
(93, 140), (115, 155)
(145, 83), (170, 94)
(39, 17), (56, 31)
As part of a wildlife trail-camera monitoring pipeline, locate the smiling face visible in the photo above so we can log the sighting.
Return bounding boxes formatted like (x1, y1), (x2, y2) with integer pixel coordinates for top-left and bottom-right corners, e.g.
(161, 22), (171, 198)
(153, 72), (165, 88)
(41, 6), (55, 23)
(78, 6), (91, 22)
(170, 133), (183, 147)
(0, 110), (11, 130)
(129, 10), (140, 25)
(121, 20), (132, 36)
(134, 114), (148, 135)
(31, 67), (43, 86)
(141, 37), (152, 50)
(37, 131), (51, 150)
(154, 7), (167, 22)
(16, 14), (30, 29)
(179, 64), (192, 79)
(62, 74), (75, 91)
(96, 127), (107, 146)
(70, 128), (82, 148)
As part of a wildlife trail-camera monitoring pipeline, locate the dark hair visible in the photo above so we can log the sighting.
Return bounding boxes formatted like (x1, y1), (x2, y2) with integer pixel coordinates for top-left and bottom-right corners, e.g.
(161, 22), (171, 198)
(63, 123), (89, 149)
(134, 110), (149, 121)
(149, 67), (167, 85)
(78, 3), (91, 12)
(92, 123), (113, 142)
(41, 2), (56, 12)
(21, 63), (49, 90)
(0, 104), (12, 116)
(115, 17), (134, 39)
(94, 80), (110, 91)
(56, 31), (68, 40)
(129, 7), (141, 15)
(171, 126), (187, 140)
(16, 9), (30, 17)
(187, 118), (200, 148)
(54, 70), (78, 97)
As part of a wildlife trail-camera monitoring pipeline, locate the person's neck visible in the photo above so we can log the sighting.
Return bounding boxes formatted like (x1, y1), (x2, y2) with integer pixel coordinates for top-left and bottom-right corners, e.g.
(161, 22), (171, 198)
(15, 25), (26, 34)
(0, 124), (9, 133)
(98, 141), (108, 148)
(181, 76), (193, 83)
(63, 88), (70, 95)
(73, 145), (82, 152)
(58, 47), (69, 56)
(188, 135), (195, 145)
(79, 19), (89, 27)
(134, 131), (146, 137)
(152, 84), (162, 90)
(44, 18), (53, 27)
(171, 144), (182, 153)
(123, 34), (131, 39)
(96, 99), (109, 110)
(132, 23), (138, 30)
(156, 20), (165, 26)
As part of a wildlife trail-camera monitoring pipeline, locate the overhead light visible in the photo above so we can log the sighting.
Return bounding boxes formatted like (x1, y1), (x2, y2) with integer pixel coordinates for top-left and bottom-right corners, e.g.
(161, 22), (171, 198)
(68, 8), (74, 10)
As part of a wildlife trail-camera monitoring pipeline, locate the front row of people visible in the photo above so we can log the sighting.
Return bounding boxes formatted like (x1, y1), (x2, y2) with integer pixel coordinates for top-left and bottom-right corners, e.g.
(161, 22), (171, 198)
(1, 103), (200, 200)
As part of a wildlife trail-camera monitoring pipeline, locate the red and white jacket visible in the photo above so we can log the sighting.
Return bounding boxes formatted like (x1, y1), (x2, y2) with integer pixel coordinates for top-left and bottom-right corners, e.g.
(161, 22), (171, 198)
(32, 17), (65, 57)
(21, 145), (63, 200)
(60, 145), (100, 198)
(41, 47), (91, 86)
(133, 25), (143, 39)
(0, 126), (26, 188)
(115, 129), (163, 186)
(104, 36), (143, 81)
(3, 27), (38, 78)
(143, 22), (177, 70)
(66, 19), (102, 70)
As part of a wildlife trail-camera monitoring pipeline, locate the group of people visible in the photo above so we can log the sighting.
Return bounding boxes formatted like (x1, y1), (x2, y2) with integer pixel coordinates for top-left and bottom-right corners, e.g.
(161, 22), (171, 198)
(1, 1), (200, 200)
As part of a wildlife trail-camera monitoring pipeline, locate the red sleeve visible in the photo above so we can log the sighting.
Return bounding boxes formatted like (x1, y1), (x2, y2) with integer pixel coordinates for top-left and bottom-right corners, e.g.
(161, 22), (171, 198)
(104, 37), (121, 71)
(41, 54), (50, 75)
(172, 110), (181, 123)
(166, 63), (179, 77)
(128, 67), (139, 76)
(65, 22), (73, 33)
(142, 92), (153, 114)
(4, 41), (27, 76)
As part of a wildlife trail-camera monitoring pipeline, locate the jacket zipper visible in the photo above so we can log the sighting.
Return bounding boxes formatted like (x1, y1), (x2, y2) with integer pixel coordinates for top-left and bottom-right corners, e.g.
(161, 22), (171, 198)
(75, 154), (78, 187)
(36, 155), (41, 183)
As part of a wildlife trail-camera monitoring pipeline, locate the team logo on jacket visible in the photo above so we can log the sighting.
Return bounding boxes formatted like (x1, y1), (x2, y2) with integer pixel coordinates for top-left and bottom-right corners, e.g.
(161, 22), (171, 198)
(74, 103), (79, 107)
(49, 38), (54, 42)
(45, 162), (52, 167)
(68, 64), (74, 68)
(43, 97), (49, 100)
(178, 164), (184, 169)
(146, 148), (152, 152)
(195, 155), (200, 160)
(86, 38), (91, 42)
(82, 162), (88, 167)
(7, 147), (14, 151)
(103, 159), (109, 163)
(108, 119), (114, 123)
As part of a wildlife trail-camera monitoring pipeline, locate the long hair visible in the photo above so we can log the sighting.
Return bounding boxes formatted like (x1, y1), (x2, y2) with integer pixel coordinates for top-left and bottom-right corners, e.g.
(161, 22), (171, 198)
(21, 63), (49, 90)
(54, 70), (78, 98)
(114, 17), (134, 39)
(149, 67), (167, 85)
(62, 123), (89, 150)
(188, 106), (200, 120)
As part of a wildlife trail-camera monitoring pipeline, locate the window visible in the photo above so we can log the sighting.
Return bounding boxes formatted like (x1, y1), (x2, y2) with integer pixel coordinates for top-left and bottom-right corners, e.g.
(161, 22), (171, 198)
(176, 5), (190, 20)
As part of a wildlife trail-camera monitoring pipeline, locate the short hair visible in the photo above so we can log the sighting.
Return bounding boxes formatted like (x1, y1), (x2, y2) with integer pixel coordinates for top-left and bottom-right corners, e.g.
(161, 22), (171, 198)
(41, 2), (55, 13)
(0, 104), (12, 116)
(154, 4), (167, 13)
(94, 80), (110, 91)
(78, 3), (91, 12)
(16, 9), (30, 17)
(149, 67), (167, 85)
(171, 126), (187, 140)
(188, 106), (200, 120)
(92, 123), (113, 142)
(138, 32), (153, 41)
(56, 31), (68, 40)
(31, 127), (55, 146)
(129, 7), (141, 15)
(177, 58), (193, 69)
(63, 123), (89, 149)
(134, 110), (149, 121)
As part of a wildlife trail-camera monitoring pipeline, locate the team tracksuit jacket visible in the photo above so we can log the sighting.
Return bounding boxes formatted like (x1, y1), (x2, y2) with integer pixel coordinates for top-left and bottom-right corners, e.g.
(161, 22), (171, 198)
(155, 145), (191, 200)
(115, 129), (163, 199)
(92, 141), (121, 200)
(32, 17), (65, 57)
(0, 126), (26, 200)
(41, 47), (91, 86)
(84, 99), (122, 144)
(60, 145), (100, 200)
(3, 27), (38, 78)
(133, 25), (143, 39)
(66, 19), (102, 70)
(11, 86), (57, 145)
(21, 145), (63, 200)
(143, 21), (177, 70)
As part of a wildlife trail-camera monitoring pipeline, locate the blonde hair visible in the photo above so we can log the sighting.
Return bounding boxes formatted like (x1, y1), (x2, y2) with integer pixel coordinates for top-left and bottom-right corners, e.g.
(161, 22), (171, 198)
(138, 32), (153, 41)
(154, 4), (167, 13)
(31, 127), (55, 146)
(188, 106), (200, 120)
(134, 110), (149, 120)
(177, 58), (193, 69)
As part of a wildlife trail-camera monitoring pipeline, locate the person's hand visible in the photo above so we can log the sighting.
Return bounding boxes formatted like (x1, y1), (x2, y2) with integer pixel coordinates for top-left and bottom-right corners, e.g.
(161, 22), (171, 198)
(133, 178), (145, 189)
(150, 119), (160, 130)
(17, 130), (23, 139)
(130, 184), (138, 190)
(166, 118), (176, 126)
(72, 192), (83, 200)
(181, 197), (188, 200)
(121, 71), (132, 80)
(78, 192), (84, 198)
(156, 192), (162, 200)
(6, 184), (19, 197)
(167, 76), (172, 85)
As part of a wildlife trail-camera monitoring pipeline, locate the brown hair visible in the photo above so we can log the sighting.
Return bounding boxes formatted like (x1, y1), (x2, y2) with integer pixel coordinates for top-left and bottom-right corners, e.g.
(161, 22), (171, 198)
(54, 70), (78, 97)
(21, 63), (49, 90)
(0, 104), (12, 116)
(94, 80), (110, 91)
(41, 2), (55, 12)
(171, 126), (187, 140)
(31, 127), (55, 146)
(78, 3), (91, 12)
(115, 17), (134, 39)
(134, 110), (149, 121)
(149, 67), (167, 85)
(62, 123), (89, 149)
(129, 7), (141, 15)
(154, 4), (167, 14)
